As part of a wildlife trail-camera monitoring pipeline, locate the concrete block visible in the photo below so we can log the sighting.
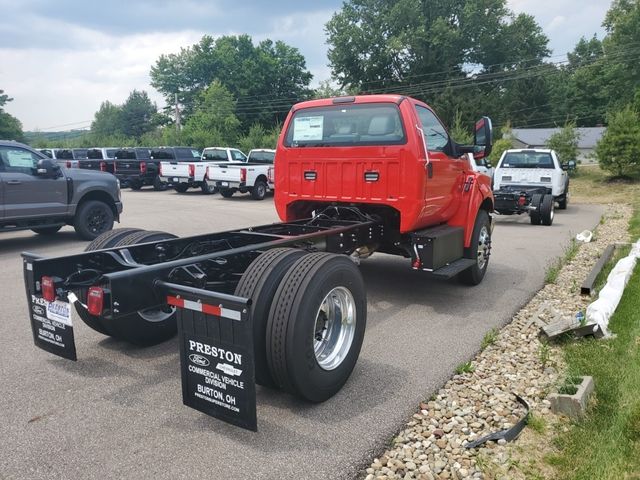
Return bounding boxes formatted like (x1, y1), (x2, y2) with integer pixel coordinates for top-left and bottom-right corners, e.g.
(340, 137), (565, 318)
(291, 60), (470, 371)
(549, 376), (594, 418)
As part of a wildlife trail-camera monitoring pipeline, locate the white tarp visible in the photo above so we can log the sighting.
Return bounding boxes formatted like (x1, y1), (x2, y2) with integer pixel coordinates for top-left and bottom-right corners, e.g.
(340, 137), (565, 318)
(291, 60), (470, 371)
(586, 240), (640, 337)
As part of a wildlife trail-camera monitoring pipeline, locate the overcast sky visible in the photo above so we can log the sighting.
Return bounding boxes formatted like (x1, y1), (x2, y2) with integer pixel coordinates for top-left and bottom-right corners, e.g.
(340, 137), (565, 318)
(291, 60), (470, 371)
(0, 0), (610, 132)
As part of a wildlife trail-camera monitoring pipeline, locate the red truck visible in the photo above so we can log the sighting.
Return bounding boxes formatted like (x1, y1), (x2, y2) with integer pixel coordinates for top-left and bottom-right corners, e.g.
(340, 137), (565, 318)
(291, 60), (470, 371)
(22, 94), (493, 431)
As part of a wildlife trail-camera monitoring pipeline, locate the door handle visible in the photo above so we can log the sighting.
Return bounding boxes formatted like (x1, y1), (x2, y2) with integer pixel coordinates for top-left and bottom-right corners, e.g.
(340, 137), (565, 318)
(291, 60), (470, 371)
(7, 180), (21, 185)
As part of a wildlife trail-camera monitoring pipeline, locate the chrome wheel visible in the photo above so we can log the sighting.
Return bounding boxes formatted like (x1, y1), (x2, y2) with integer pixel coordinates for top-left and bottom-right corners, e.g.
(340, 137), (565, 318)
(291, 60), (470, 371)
(313, 286), (356, 371)
(477, 226), (491, 270)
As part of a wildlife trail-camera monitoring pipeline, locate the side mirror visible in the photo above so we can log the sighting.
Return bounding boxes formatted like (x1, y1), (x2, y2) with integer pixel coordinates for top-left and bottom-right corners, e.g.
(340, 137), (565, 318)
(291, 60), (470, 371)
(561, 160), (577, 171)
(36, 159), (61, 178)
(473, 116), (493, 160)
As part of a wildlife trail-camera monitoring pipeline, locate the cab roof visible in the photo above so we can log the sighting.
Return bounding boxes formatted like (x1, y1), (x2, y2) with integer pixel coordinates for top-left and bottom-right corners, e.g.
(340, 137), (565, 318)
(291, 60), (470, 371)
(292, 94), (411, 111)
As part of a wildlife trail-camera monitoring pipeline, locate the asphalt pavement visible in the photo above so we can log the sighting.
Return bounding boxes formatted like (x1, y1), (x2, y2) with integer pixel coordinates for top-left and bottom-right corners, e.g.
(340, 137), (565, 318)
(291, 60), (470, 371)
(0, 189), (603, 479)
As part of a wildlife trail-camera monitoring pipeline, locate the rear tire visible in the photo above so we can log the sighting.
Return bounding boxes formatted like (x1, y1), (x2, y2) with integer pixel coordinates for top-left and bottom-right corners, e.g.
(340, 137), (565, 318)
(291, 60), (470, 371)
(201, 182), (217, 194)
(529, 194), (543, 225)
(153, 176), (168, 191)
(234, 248), (308, 387)
(558, 193), (568, 210)
(220, 189), (234, 198)
(75, 229), (179, 345)
(32, 226), (62, 235)
(459, 210), (491, 286)
(76, 228), (143, 336)
(540, 194), (555, 226)
(73, 200), (114, 240)
(251, 180), (267, 200)
(267, 253), (366, 402)
(174, 184), (189, 193)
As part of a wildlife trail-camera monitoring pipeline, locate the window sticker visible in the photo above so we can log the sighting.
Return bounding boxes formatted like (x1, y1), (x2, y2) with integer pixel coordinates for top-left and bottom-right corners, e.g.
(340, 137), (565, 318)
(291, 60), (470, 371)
(293, 116), (324, 141)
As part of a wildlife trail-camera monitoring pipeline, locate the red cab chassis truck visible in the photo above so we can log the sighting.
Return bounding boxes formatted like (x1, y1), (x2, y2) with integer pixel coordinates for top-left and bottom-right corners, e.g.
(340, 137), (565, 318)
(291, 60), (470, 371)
(22, 95), (494, 431)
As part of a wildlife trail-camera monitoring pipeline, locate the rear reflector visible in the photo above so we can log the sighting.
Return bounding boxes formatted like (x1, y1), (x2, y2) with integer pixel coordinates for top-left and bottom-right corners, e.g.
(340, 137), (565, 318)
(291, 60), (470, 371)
(159, 162), (163, 176)
(41, 276), (56, 302)
(140, 161), (147, 174)
(87, 287), (104, 316)
(240, 168), (247, 183)
(188, 164), (195, 178)
(99, 161), (107, 172)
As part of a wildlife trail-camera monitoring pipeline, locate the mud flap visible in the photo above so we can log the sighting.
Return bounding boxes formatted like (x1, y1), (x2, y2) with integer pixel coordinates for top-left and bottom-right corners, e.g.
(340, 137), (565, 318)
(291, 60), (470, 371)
(157, 281), (257, 431)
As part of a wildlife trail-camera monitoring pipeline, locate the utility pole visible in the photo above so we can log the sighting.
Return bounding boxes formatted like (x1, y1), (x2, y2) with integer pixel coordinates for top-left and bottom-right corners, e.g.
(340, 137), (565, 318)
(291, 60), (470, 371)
(175, 92), (181, 132)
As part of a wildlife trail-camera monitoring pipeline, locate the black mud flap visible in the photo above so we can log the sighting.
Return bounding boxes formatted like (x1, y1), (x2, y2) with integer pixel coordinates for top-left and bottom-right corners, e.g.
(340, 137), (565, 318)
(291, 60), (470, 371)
(157, 281), (257, 431)
(23, 254), (77, 361)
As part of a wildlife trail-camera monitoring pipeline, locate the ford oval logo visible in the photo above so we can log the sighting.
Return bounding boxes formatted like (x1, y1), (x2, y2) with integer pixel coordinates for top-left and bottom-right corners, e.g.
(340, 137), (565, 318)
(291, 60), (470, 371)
(189, 354), (210, 367)
(32, 305), (45, 316)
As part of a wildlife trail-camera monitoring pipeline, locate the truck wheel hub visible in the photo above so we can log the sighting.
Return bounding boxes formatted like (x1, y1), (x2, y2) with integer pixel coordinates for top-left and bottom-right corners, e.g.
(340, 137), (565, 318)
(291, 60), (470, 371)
(477, 226), (491, 270)
(313, 286), (356, 371)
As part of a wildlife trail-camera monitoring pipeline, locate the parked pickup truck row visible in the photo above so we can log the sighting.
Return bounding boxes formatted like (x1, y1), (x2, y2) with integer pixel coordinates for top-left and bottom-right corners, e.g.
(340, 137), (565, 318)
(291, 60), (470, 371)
(159, 148), (275, 199)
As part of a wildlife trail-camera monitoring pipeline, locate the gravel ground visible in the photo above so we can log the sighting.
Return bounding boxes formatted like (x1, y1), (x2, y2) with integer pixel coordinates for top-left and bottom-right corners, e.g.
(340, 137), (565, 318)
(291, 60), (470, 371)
(361, 204), (633, 480)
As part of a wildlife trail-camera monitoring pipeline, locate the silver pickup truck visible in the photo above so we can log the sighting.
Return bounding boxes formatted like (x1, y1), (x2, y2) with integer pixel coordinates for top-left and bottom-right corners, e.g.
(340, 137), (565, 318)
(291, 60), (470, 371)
(0, 141), (122, 239)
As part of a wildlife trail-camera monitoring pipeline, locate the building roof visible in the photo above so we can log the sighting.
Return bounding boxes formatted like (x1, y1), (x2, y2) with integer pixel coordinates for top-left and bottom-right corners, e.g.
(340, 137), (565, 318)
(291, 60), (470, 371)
(511, 127), (606, 149)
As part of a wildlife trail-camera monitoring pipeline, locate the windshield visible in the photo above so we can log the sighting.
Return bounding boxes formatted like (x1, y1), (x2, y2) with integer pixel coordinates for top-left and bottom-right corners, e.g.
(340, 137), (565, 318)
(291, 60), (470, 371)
(284, 103), (406, 147)
(247, 151), (275, 163)
(202, 149), (228, 161)
(150, 150), (175, 159)
(115, 150), (137, 160)
(87, 149), (103, 159)
(501, 151), (555, 169)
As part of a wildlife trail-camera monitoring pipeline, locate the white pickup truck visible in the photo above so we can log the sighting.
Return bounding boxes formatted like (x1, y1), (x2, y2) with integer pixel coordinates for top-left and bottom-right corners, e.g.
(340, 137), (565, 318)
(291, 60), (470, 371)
(205, 149), (275, 200)
(159, 147), (247, 194)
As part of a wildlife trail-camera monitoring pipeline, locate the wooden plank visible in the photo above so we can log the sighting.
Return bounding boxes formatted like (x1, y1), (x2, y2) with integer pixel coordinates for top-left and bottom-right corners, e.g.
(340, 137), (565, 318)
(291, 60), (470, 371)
(581, 244), (615, 296)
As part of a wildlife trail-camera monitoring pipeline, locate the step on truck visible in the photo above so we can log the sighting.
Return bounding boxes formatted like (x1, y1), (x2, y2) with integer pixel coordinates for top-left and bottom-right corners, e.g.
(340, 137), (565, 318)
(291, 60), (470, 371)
(22, 95), (494, 431)
(206, 148), (275, 200)
(159, 147), (247, 194)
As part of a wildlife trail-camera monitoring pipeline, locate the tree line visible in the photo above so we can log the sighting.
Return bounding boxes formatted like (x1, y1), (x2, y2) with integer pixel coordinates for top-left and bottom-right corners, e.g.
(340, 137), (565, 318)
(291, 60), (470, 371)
(6, 0), (640, 175)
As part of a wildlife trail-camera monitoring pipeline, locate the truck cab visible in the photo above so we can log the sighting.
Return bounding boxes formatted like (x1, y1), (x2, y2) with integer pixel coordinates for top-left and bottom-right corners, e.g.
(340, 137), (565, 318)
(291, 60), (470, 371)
(275, 95), (494, 277)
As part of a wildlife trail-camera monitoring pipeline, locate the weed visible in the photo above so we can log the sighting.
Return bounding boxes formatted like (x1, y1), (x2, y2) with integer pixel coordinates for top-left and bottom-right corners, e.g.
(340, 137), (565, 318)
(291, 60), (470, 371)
(481, 328), (499, 350)
(544, 262), (561, 284)
(527, 413), (547, 434)
(455, 361), (474, 374)
(538, 342), (551, 367)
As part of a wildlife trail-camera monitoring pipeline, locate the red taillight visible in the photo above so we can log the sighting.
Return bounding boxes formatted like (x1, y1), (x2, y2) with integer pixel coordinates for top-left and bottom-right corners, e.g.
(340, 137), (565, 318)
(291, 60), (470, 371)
(240, 168), (247, 183)
(268, 167), (274, 183)
(41, 276), (56, 302)
(87, 287), (104, 316)
(518, 196), (527, 206)
(159, 162), (163, 176)
(188, 164), (195, 178)
(113, 162), (117, 173)
(99, 161), (107, 172)
(140, 161), (147, 174)
(66, 161), (71, 168)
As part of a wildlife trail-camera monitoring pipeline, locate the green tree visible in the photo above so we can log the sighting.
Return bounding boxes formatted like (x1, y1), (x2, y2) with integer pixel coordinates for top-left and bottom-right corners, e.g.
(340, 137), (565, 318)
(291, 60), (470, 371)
(546, 122), (581, 165)
(0, 89), (24, 141)
(150, 35), (312, 129)
(91, 101), (123, 137)
(182, 80), (241, 149)
(488, 123), (514, 164)
(449, 110), (473, 144)
(596, 105), (640, 177)
(119, 90), (158, 138)
(325, 0), (550, 128)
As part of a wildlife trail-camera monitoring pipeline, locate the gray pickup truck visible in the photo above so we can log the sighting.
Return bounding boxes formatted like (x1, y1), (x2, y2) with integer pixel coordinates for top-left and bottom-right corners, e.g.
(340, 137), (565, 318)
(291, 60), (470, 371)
(0, 141), (123, 239)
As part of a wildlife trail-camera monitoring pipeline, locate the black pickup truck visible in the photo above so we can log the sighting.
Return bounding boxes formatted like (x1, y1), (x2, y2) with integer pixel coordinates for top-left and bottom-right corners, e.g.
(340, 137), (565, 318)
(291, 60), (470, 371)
(78, 148), (117, 174)
(113, 147), (161, 190)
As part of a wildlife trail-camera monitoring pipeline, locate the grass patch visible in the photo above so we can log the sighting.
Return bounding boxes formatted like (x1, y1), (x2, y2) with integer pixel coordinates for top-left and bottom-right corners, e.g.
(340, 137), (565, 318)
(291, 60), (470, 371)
(538, 342), (551, 368)
(455, 361), (475, 375)
(481, 328), (499, 350)
(571, 165), (640, 205)
(547, 266), (640, 479)
(527, 413), (547, 434)
(545, 239), (580, 284)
